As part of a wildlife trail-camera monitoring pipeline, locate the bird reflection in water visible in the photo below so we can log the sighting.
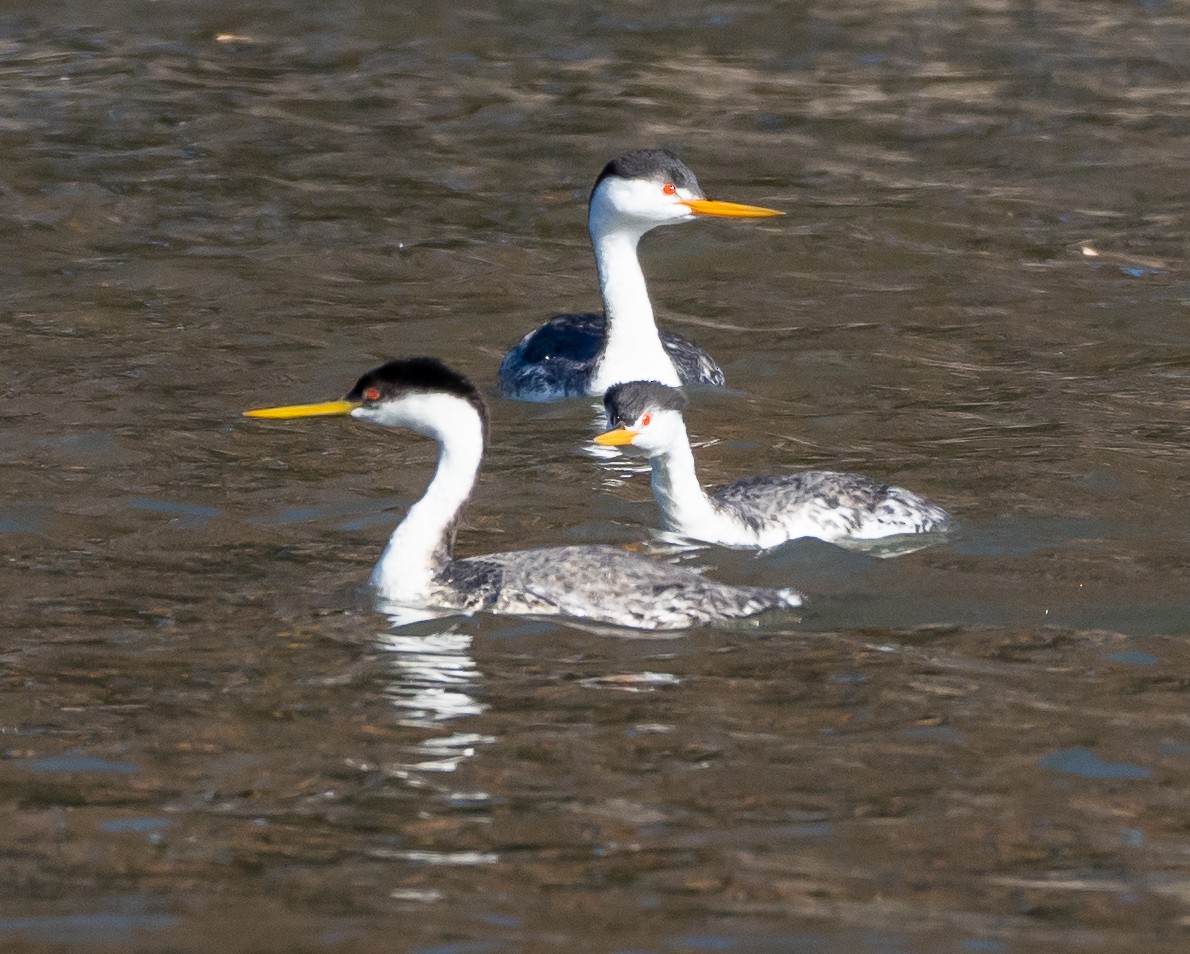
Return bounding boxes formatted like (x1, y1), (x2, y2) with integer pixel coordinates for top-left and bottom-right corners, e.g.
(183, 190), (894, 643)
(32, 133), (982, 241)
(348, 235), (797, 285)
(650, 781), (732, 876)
(374, 620), (494, 790)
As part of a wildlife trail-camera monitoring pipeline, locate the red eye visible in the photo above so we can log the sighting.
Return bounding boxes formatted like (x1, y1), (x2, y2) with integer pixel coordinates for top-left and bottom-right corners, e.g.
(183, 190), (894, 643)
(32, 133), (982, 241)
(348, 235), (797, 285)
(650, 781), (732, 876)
(364, 387), (381, 401)
(662, 183), (676, 196)
(640, 413), (652, 426)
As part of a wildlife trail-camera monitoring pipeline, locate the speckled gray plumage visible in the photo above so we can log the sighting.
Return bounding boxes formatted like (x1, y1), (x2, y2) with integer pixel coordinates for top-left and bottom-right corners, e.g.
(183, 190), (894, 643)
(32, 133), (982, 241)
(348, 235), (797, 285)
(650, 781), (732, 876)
(710, 471), (951, 541)
(425, 545), (800, 630)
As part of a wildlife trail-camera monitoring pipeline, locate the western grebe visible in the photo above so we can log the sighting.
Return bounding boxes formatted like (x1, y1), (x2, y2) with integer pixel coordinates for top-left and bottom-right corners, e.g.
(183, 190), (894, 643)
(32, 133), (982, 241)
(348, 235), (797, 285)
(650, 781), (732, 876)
(245, 358), (802, 630)
(595, 381), (951, 549)
(498, 149), (782, 402)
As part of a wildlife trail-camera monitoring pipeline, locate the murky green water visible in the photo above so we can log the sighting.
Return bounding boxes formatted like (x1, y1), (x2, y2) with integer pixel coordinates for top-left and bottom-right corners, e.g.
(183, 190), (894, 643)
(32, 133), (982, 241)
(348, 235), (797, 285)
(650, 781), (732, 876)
(1, 1), (1187, 951)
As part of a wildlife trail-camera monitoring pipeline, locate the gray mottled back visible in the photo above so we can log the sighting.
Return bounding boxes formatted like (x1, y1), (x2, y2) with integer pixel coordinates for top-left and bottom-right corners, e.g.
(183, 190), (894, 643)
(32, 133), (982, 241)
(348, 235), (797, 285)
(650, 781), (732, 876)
(713, 470), (951, 538)
(453, 546), (800, 628)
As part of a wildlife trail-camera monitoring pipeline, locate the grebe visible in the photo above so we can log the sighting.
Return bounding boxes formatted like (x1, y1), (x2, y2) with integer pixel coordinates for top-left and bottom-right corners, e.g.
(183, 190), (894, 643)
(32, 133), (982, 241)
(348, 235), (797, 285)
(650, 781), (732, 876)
(498, 149), (782, 402)
(595, 381), (951, 549)
(244, 359), (802, 630)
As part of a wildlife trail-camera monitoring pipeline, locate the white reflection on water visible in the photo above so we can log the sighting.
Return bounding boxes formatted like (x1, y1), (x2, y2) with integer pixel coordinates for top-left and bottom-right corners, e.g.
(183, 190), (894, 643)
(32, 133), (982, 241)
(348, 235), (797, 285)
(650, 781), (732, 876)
(376, 624), (487, 726)
(371, 848), (499, 866)
(374, 623), (495, 793)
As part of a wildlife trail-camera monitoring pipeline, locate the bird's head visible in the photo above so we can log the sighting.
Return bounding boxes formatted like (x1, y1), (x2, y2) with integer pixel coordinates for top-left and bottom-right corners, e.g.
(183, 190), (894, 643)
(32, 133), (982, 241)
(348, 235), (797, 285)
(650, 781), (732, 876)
(595, 379), (690, 456)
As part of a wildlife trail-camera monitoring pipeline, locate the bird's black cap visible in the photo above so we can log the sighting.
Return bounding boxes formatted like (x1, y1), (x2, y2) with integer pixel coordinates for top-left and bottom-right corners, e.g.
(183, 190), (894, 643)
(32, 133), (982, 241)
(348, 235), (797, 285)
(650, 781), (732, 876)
(347, 357), (489, 439)
(603, 380), (689, 427)
(592, 148), (704, 197)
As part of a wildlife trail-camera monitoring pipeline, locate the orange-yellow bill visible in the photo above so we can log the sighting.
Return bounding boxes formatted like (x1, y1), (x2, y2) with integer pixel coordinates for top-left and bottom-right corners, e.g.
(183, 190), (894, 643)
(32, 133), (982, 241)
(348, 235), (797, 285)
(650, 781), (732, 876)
(593, 426), (637, 447)
(680, 198), (783, 218)
(243, 399), (358, 419)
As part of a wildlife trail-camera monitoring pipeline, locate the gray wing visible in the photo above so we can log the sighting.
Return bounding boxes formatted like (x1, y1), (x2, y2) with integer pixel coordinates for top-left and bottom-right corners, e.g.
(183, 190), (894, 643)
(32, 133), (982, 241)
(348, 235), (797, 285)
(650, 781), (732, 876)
(714, 471), (950, 540)
(457, 546), (799, 630)
(659, 330), (726, 388)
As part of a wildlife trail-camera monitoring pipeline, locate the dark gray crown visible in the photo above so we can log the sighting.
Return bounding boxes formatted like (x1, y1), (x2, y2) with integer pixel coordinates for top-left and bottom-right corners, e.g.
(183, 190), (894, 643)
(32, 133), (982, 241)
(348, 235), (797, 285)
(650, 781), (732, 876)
(603, 380), (689, 427)
(592, 148), (704, 197)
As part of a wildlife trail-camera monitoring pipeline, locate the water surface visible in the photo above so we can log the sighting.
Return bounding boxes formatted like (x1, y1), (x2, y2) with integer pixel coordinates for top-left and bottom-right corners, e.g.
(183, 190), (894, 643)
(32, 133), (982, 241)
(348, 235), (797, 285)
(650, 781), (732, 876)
(1, 1), (1187, 951)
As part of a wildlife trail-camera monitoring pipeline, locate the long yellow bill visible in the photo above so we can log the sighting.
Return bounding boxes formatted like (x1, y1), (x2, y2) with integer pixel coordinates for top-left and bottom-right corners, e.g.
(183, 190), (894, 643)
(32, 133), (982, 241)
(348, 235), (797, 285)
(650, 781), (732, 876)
(593, 426), (638, 447)
(243, 400), (359, 419)
(680, 198), (783, 218)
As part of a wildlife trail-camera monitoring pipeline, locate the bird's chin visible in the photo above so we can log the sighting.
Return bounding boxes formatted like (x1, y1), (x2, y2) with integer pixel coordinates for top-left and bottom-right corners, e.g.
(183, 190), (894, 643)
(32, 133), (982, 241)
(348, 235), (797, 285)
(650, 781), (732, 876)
(663, 210), (696, 225)
(625, 209), (693, 229)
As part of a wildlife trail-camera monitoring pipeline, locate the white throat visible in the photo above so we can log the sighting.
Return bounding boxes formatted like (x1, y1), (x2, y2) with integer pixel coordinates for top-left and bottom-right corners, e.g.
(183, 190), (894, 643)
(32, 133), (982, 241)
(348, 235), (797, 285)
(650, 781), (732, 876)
(362, 393), (485, 605)
(587, 215), (682, 395)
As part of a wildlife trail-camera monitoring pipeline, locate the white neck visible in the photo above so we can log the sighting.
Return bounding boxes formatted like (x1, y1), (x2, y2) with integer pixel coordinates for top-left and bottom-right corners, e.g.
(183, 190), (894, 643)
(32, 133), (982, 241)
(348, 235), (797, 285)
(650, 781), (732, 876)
(364, 394), (485, 604)
(648, 422), (721, 536)
(587, 223), (682, 395)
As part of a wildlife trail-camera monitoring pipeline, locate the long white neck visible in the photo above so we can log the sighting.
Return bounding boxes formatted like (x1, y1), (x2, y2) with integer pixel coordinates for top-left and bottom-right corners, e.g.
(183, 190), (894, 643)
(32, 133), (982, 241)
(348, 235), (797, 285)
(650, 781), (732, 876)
(587, 224), (682, 394)
(648, 422), (721, 536)
(366, 395), (485, 605)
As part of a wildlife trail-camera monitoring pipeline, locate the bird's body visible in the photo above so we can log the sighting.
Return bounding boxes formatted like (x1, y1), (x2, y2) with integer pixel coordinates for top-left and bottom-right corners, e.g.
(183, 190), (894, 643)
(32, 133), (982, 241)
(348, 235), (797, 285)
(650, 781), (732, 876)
(245, 359), (801, 630)
(498, 149), (780, 402)
(698, 471), (950, 548)
(426, 544), (797, 630)
(596, 381), (951, 550)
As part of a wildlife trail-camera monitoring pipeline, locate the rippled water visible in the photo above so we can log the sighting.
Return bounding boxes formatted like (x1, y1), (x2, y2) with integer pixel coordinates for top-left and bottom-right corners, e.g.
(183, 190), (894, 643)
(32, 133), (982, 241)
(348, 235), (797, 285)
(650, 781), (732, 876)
(1, 1), (1187, 951)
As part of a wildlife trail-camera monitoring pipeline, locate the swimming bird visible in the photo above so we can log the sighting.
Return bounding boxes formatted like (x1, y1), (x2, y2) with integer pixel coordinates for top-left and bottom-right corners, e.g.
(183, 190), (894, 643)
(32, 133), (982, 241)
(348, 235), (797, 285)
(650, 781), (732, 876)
(244, 358), (802, 630)
(594, 381), (951, 549)
(498, 149), (782, 402)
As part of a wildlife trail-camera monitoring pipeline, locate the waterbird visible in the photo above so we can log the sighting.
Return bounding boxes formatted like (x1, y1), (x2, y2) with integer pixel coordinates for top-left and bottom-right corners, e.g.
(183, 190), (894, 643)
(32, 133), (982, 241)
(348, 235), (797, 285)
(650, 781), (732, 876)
(594, 381), (951, 549)
(244, 358), (802, 630)
(498, 148), (782, 402)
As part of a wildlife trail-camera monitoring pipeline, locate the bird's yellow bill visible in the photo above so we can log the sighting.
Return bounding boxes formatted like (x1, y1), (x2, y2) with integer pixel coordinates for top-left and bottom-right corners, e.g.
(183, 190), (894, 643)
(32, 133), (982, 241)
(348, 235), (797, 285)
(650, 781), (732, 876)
(243, 399), (359, 419)
(593, 426), (638, 447)
(681, 198), (783, 218)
